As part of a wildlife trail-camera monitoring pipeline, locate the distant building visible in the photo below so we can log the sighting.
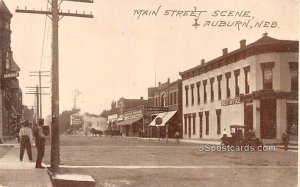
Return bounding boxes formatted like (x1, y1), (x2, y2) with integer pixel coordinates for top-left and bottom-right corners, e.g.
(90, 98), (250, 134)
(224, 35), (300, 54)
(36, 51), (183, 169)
(82, 113), (107, 135)
(147, 78), (183, 138)
(117, 97), (148, 114)
(115, 97), (148, 136)
(0, 1), (22, 138)
(179, 34), (298, 140)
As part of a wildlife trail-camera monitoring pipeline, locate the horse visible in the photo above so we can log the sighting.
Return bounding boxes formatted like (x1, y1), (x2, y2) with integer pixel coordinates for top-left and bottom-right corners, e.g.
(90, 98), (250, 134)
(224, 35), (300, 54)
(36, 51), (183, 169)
(90, 128), (103, 137)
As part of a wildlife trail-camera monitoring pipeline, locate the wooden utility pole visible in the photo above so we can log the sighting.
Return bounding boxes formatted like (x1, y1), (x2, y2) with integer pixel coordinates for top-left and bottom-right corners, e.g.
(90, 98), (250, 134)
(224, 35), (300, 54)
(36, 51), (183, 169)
(16, 0), (93, 172)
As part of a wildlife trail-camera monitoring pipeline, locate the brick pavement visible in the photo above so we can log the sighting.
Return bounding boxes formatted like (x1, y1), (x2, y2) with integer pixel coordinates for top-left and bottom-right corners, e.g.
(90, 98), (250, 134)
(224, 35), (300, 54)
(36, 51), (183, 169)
(0, 144), (52, 187)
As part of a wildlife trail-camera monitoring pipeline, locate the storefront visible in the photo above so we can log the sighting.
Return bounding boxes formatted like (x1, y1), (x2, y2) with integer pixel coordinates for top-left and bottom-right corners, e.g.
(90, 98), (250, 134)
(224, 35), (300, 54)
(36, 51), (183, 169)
(148, 110), (178, 138)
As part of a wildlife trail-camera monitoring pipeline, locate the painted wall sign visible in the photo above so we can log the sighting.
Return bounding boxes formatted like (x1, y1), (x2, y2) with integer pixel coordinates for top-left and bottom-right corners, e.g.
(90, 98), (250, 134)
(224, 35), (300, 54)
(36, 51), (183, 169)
(221, 97), (241, 106)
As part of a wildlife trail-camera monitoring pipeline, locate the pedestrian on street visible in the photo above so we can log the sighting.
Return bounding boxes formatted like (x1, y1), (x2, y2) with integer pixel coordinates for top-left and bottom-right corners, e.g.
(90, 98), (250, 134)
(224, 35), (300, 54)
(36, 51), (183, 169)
(282, 130), (290, 151)
(35, 118), (46, 169)
(19, 120), (33, 161)
(222, 128), (227, 138)
(175, 130), (180, 144)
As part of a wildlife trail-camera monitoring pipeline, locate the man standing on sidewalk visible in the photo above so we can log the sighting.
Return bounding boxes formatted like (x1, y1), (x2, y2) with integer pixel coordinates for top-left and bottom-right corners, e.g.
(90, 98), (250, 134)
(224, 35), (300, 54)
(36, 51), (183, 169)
(19, 120), (33, 161)
(35, 118), (46, 169)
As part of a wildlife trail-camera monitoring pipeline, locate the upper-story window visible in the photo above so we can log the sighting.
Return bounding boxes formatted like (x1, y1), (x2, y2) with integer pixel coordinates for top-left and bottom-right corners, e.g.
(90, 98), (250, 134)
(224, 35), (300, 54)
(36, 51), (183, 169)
(289, 62), (298, 91)
(225, 72), (231, 98)
(161, 94), (167, 107)
(5, 21), (9, 29)
(5, 52), (11, 70)
(203, 80), (207, 103)
(185, 86), (189, 106)
(196, 82), (200, 104)
(191, 84), (195, 105)
(174, 92), (177, 105)
(261, 62), (274, 90)
(217, 75), (222, 100)
(243, 66), (250, 94)
(234, 69), (240, 96)
(210, 77), (214, 101)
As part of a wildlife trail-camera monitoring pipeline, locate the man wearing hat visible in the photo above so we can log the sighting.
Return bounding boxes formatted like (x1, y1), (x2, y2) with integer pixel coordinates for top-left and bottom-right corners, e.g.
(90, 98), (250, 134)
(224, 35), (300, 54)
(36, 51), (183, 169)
(19, 120), (33, 161)
(35, 118), (46, 169)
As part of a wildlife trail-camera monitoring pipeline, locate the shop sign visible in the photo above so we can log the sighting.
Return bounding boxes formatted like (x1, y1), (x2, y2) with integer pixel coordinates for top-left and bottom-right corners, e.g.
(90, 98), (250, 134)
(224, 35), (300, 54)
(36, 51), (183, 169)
(123, 109), (143, 120)
(71, 115), (83, 125)
(144, 107), (168, 112)
(221, 97), (241, 106)
(108, 114), (118, 121)
(155, 117), (162, 125)
(3, 72), (19, 79)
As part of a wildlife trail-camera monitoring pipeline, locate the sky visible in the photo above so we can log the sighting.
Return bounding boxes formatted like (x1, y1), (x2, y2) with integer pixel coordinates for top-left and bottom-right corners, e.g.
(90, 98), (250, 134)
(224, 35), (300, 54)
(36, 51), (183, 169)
(3, 0), (299, 117)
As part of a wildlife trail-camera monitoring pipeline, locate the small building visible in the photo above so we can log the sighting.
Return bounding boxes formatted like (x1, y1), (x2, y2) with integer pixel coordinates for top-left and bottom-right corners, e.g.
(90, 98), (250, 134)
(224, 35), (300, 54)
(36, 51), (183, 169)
(179, 34), (298, 140)
(82, 113), (107, 135)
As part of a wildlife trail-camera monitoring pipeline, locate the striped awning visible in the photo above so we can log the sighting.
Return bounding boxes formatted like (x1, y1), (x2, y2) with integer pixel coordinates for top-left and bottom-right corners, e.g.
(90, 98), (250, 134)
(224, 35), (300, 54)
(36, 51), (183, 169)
(148, 111), (177, 127)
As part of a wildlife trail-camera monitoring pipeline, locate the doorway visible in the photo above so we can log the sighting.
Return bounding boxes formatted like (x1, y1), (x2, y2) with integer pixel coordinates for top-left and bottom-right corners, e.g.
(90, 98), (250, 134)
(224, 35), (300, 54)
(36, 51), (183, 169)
(244, 102), (253, 132)
(260, 99), (276, 139)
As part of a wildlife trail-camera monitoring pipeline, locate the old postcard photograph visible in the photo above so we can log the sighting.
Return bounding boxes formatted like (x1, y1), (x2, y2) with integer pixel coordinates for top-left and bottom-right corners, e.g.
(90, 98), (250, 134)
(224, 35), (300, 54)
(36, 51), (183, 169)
(0, 0), (299, 186)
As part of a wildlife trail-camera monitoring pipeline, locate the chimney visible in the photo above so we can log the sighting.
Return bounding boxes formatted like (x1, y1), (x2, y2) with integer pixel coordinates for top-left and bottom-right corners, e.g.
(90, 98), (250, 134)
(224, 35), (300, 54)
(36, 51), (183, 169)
(201, 59), (205, 65)
(240, 39), (246, 48)
(262, 32), (268, 37)
(167, 78), (170, 83)
(140, 97), (143, 100)
(158, 82), (161, 85)
(222, 48), (228, 56)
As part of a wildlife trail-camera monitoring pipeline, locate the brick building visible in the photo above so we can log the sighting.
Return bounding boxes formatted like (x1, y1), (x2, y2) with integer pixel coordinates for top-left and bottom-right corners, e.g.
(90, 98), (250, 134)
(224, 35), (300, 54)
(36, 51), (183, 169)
(0, 1), (22, 139)
(179, 34), (298, 140)
(147, 79), (183, 138)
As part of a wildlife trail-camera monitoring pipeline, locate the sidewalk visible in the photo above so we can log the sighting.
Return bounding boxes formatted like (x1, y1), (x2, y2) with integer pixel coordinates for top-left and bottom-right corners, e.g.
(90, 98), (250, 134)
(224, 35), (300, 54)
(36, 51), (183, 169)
(0, 143), (52, 187)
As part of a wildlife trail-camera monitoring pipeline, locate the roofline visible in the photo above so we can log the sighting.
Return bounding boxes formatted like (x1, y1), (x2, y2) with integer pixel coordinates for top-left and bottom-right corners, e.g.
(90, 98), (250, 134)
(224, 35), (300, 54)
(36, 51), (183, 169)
(179, 38), (298, 80)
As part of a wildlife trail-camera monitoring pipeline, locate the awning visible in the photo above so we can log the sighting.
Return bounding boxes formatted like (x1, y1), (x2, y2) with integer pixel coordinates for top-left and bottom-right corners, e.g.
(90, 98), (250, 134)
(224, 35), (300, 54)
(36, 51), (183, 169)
(117, 117), (142, 126)
(149, 111), (177, 127)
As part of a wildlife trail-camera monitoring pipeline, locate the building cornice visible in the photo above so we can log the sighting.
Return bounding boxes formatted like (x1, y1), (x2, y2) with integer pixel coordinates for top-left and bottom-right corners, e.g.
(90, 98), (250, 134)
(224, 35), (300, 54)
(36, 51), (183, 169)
(179, 36), (299, 81)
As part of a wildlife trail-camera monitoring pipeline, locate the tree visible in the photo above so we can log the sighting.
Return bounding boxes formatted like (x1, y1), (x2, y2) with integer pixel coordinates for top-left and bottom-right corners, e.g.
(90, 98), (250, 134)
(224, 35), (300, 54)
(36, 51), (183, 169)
(22, 105), (34, 123)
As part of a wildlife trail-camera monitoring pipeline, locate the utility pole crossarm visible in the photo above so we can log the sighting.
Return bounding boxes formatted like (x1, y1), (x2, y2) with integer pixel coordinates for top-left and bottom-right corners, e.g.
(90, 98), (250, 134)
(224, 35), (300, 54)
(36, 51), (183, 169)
(63, 0), (93, 3)
(16, 8), (93, 18)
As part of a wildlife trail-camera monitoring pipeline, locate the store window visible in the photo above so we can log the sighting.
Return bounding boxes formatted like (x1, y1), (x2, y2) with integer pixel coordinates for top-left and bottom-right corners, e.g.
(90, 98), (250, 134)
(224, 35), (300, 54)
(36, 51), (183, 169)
(205, 111), (209, 135)
(184, 116), (187, 135)
(216, 109), (221, 135)
(192, 115), (196, 135)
